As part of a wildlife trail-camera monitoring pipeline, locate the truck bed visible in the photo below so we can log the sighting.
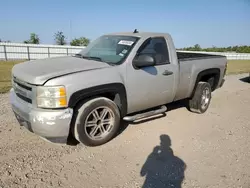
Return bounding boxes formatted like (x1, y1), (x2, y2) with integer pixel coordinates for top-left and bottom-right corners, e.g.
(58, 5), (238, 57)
(177, 52), (224, 61)
(174, 52), (227, 101)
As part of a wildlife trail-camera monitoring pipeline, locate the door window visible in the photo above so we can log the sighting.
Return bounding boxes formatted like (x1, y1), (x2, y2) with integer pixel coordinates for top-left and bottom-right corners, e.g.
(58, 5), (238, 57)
(137, 37), (170, 65)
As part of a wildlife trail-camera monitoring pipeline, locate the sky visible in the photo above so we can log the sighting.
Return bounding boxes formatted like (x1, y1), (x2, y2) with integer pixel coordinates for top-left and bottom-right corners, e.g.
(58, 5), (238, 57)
(0, 0), (249, 48)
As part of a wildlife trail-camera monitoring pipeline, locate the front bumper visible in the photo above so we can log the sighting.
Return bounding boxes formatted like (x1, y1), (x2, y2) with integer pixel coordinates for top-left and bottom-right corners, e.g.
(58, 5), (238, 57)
(9, 88), (73, 144)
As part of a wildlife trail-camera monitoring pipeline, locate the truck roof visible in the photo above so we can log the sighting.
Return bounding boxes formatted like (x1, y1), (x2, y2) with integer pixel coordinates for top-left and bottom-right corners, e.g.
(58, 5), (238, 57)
(105, 31), (171, 38)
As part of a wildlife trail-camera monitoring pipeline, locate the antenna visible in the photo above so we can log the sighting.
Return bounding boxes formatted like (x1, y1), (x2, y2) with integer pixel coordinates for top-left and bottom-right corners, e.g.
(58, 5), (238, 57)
(133, 29), (138, 33)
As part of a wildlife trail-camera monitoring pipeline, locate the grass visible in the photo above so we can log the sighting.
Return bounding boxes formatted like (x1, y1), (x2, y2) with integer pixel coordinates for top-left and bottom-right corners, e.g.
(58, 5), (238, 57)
(0, 59), (250, 93)
(0, 61), (23, 93)
(226, 60), (250, 75)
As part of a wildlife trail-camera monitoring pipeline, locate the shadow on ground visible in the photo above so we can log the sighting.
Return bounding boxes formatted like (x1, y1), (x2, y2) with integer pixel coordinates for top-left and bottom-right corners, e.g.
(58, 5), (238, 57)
(239, 76), (250, 83)
(166, 100), (188, 112)
(141, 134), (186, 188)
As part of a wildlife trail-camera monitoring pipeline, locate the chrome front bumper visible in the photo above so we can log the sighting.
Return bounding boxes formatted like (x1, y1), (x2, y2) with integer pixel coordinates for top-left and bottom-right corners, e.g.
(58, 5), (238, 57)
(9, 88), (73, 143)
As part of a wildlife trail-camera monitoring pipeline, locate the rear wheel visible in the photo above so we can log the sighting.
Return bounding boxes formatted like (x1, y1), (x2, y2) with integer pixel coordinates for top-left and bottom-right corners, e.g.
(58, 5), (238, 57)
(73, 97), (120, 146)
(188, 81), (212, 114)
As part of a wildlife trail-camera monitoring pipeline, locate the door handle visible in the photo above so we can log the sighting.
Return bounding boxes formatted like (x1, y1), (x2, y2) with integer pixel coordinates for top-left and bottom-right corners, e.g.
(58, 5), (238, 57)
(162, 70), (173, 76)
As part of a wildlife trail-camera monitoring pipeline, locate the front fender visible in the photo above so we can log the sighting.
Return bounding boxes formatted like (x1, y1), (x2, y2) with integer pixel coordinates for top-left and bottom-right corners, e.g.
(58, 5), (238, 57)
(44, 67), (127, 116)
(68, 83), (127, 116)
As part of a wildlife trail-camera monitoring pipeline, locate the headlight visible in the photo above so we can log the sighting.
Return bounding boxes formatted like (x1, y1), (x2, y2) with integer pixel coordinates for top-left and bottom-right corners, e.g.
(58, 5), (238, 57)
(37, 86), (67, 108)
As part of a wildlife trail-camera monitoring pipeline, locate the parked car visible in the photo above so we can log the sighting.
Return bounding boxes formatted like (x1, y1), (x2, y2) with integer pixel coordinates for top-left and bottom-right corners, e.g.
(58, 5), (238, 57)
(10, 30), (227, 146)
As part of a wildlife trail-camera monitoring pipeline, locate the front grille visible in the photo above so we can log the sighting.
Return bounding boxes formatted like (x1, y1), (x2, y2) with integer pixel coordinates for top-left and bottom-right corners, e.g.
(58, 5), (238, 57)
(13, 77), (33, 104)
(14, 80), (32, 91)
(16, 93), (32, 103)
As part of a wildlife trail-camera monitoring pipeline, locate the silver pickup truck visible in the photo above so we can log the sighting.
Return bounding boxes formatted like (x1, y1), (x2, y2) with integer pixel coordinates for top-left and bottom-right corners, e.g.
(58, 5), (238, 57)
(10, 31), (227, 146)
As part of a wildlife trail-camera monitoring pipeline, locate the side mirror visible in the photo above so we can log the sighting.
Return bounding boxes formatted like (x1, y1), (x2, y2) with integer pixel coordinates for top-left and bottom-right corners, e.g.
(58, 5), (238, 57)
(133, 54), (155, 69)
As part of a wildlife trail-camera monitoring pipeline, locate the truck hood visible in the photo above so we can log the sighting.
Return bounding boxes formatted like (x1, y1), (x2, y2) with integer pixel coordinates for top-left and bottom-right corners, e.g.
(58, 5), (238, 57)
(12, 56), (110, 85)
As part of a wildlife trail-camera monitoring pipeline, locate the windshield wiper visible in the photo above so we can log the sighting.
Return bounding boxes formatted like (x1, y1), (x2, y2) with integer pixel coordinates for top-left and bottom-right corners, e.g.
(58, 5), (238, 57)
(73, 54), (116, 66)
(87, 56), (103, 62)
(74, 54), (103, 62)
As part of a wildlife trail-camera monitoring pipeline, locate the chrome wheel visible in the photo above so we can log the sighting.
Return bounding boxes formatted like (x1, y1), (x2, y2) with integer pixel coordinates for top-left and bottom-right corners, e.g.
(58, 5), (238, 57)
(84, 106), (115, 140)
(201, 87), (210, 110)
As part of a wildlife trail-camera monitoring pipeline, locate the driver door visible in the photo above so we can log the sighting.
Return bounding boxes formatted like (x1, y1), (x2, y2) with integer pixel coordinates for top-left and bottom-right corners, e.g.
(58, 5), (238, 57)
(126, 37), (176, 113)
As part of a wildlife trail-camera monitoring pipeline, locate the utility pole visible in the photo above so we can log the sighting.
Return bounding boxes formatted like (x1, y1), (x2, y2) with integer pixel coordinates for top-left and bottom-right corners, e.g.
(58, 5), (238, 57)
(69, 20), (72, 42)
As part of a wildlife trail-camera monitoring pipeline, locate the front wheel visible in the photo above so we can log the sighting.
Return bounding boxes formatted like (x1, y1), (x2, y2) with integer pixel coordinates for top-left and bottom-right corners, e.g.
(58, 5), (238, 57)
(73, 97), (121, 146)
(188, 81), (212, 114)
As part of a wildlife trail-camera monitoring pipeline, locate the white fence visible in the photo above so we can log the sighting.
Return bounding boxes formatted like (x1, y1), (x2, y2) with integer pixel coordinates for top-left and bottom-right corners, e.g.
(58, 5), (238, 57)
(0, 42), (250, 60)
(0, 42), (85, 61)
(177, 50), (250, 60)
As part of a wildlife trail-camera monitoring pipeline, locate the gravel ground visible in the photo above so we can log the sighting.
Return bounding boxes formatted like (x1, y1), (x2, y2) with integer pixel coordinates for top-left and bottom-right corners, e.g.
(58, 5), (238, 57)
(0, 74), (250, 188)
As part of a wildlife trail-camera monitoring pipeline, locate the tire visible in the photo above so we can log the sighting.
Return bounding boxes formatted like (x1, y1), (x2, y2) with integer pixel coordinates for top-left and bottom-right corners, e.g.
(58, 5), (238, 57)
(73, 97), (120, 146)
(188, 81), (212, 114)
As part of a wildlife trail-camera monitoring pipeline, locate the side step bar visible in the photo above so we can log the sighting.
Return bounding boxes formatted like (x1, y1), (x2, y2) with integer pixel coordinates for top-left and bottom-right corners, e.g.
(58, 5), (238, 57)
(123, 105), (167, 122)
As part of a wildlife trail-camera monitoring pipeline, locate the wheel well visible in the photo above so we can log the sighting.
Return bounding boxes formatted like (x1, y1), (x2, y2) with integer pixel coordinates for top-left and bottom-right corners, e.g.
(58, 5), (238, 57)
(68, 83), (127, 117)
(199, 73), (219, 91)
(73, 92), (125, 117)
(191, 69), (220, 97)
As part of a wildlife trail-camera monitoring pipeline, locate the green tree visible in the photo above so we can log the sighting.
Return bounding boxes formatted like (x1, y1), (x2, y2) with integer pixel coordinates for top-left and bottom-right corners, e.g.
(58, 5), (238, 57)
(193, 44), (201, 51)
(54, 31), (66, 45)
(70, 37), (90, 46)
(24, 33), (40, 44)
(179, 45), (250, 53)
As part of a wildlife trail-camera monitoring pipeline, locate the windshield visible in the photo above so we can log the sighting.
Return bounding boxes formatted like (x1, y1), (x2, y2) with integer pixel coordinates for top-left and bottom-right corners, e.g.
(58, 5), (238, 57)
(76, 35), (139, 64)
